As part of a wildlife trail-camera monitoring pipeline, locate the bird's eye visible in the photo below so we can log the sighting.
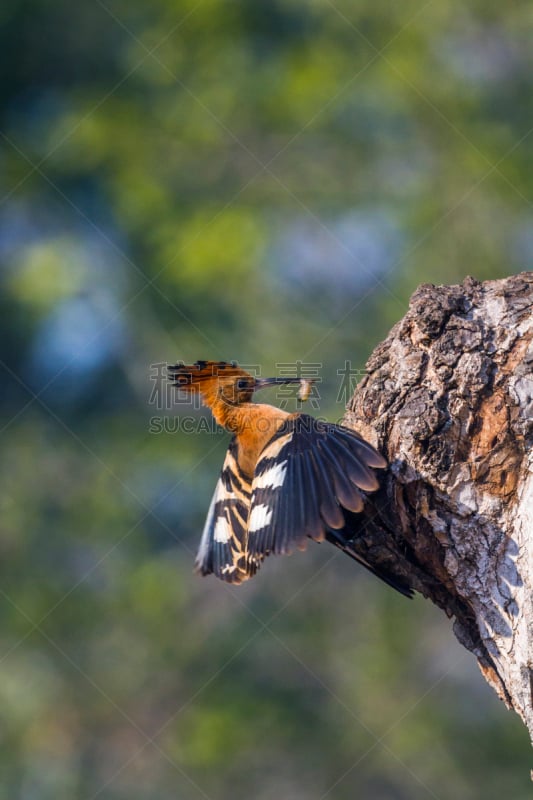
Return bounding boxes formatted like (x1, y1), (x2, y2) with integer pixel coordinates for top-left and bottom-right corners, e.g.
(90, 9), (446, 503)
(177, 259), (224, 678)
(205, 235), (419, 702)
(237, 379), (249, 390)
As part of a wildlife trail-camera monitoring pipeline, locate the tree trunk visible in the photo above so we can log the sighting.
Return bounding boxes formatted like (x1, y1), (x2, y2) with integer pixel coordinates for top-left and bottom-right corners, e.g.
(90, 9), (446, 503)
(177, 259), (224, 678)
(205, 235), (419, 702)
(342, 273), (533, 744)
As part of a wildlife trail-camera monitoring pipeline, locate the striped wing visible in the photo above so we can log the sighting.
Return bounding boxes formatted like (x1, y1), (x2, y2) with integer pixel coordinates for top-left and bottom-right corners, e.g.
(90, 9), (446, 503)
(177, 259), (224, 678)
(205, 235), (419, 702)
(195, 437), (257, 584)
(247, 414), (386, 560)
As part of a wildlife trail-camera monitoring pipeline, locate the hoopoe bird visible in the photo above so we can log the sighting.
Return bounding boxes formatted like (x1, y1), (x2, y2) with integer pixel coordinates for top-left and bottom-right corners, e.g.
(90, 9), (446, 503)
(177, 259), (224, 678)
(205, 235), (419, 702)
(168, 360), (413, 597)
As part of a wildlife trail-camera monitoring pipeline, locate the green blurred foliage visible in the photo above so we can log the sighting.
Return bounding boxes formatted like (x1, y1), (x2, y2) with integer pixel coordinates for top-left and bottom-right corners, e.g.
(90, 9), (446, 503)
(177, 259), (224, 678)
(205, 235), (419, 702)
(0, 0), (531, 797)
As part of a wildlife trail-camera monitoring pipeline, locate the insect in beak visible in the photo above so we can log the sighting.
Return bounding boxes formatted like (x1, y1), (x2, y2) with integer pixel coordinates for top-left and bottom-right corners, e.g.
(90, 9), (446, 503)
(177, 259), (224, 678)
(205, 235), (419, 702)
(297, 379), (315, 402)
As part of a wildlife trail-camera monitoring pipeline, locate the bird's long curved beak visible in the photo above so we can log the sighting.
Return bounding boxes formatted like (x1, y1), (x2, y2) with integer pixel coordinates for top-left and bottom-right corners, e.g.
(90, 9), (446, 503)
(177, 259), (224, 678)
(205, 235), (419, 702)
(254, 377), (303, 391)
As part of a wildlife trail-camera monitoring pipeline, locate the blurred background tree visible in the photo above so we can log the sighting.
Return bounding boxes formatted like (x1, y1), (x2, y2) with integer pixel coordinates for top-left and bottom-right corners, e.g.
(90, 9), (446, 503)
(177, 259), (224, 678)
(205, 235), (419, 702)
(0, 1), (531, 797)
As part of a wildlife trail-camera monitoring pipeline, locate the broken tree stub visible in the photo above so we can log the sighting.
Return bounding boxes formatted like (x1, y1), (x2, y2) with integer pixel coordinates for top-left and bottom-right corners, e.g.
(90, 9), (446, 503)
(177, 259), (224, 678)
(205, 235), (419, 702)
(344, 273), (533, 744)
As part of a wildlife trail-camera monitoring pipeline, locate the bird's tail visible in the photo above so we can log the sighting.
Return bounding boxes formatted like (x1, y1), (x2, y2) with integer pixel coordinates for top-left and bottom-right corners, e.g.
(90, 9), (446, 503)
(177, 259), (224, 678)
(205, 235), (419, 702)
(326, 529), (414, 598)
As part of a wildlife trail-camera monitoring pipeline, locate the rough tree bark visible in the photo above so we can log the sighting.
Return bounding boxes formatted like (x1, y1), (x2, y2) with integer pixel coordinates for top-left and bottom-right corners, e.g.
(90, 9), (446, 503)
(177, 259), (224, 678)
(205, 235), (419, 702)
(342, 273), (533, 745)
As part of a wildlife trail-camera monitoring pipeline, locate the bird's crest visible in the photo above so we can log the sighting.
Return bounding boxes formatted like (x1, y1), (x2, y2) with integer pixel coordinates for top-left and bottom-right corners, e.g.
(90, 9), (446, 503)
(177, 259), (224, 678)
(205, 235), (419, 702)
(167, 360), (253, 390)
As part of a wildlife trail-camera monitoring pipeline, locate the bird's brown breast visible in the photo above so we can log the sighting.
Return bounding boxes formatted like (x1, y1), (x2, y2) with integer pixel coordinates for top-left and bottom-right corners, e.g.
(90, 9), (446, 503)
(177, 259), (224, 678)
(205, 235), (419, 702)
(234, 404), (290, 478)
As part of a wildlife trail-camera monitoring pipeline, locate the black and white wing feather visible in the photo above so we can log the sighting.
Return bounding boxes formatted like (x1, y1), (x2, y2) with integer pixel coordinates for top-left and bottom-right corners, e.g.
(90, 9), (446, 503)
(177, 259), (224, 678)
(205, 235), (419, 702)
(247, 414), (385, 560)
(195, 437), (256, 584)
(196, 416), (412, 596)
(246, 414), (413, 597)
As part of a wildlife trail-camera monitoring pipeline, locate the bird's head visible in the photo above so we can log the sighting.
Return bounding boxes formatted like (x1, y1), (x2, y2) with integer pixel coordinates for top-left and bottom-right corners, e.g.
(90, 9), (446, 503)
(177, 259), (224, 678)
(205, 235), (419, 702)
(167, 360), (306, 408)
